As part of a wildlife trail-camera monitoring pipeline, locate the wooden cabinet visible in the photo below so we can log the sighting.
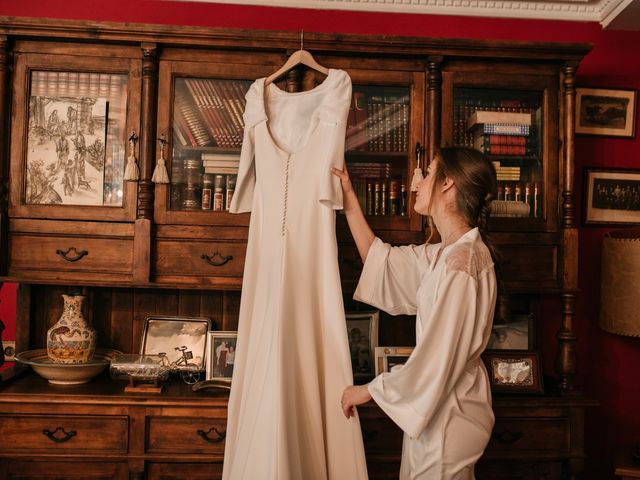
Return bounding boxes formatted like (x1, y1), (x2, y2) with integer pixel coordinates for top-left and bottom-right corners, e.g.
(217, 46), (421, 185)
(0, 17), (592, 480)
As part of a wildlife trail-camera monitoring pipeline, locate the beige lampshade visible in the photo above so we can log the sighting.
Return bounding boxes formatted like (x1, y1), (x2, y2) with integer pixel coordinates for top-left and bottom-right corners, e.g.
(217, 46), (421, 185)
(600, 229), (640, 337)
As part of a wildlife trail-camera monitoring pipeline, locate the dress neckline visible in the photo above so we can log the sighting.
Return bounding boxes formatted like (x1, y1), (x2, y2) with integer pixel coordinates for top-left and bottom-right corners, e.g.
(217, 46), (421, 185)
(260, 69), (339, 156)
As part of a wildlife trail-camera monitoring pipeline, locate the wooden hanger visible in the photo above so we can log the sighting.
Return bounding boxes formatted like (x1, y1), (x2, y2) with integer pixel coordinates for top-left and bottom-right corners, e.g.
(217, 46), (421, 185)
(265, 30), (329, 86)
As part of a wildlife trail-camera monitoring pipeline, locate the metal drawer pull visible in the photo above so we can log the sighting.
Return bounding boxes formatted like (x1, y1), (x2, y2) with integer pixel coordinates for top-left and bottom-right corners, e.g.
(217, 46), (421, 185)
(197, 427), (226, 443)
(56, 247), (89, 262)
(492, 429), (523, 444)
(201, 252), (233, 267)
(42, 426), (77, 443)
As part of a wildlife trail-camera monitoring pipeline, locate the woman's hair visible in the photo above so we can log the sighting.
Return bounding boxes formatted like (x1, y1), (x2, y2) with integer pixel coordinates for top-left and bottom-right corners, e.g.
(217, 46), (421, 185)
(431, 147), (499, 262)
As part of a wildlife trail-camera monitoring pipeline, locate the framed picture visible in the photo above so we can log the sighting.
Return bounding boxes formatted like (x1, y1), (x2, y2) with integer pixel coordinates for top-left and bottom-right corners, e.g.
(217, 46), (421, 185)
(487, 313), (535, 350)
(583, 168), (640, 226)
(206, 331), (238, 382)
(140, 316), (211, 372)
(374, 346), (414, 376)
(346, 311), (379, 380)
(575, 87), (637, 138)
(482, 350), (543, 393)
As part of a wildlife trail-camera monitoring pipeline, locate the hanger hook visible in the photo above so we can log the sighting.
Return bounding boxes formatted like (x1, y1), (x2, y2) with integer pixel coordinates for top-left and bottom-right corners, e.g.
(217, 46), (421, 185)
(300, 29), (304, 51)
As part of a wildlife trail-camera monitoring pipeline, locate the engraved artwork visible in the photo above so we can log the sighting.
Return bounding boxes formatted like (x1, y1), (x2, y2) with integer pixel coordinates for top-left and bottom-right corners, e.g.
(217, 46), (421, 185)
(25, 71), (125, 206)
(492, 358), (533, 385)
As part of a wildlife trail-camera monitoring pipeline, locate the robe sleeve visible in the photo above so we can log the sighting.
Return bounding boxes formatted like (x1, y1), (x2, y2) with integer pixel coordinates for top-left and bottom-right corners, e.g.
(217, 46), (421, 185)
(229, 124), (256, 213)
(353, 237), (428, 315)
(367, 269), (487, 439)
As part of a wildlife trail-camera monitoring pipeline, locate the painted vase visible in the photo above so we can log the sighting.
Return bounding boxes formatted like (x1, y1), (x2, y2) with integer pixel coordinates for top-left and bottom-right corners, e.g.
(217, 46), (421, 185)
(46, 294), (96, 363)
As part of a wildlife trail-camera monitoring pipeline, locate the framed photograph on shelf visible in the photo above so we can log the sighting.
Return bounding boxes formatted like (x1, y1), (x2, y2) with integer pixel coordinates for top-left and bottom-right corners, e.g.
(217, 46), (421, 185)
(575, 87), (637, 138)
(374, 346), (414, 376)
(206, 331), (238, 382)
(482, 350), (543, 394)
(487, 313), (535, 350)
(583, 168), (640, 226)
(346, 311), (379, 380)
(140, 316), (211, 373)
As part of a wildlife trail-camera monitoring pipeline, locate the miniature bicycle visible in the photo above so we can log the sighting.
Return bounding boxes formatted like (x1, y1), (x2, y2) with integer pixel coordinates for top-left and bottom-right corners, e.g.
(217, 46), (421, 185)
(158, 346), (202, 384)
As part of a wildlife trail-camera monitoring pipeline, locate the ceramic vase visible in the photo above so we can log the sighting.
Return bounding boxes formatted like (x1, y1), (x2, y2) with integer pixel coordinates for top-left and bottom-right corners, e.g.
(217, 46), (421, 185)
(46, 294), (96, 363)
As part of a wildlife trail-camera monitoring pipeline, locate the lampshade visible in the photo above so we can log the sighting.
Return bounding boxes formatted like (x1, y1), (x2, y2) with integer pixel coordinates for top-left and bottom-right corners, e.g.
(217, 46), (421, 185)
(600, 229), (640, 337)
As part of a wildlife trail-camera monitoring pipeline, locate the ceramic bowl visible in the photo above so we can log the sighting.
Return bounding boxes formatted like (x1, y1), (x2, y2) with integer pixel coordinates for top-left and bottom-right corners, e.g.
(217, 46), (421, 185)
(15, 348), (121, 385)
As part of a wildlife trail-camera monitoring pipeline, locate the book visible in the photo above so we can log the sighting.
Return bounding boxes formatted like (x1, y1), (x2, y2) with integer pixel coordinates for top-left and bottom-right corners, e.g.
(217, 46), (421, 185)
(467, 110), (532, 130)
(472, 123), (531, 136)
(490, 200), (530, 217)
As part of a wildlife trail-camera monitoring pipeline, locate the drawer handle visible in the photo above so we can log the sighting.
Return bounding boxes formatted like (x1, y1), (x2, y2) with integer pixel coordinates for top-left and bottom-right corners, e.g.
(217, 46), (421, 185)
(201, 252), (233, 267)
(492, 429), (523, 444)
(197, 427), (226, 444)
(362, 429), (379, 442)
(42, 427), (77, 443)
(56, 247), (89, 262)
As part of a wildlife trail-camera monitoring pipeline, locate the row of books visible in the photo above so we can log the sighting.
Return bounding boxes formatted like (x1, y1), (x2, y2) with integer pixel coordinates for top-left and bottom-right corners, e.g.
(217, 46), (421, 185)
(491, 183), (542, 218)
(30, 70), (125, 100)
(346, 91), (409, 153)
(170, 173), (237, 211)
(350, 178), (408, 217)
(474, 134), (534, 156)
(173, 79), (251, 149)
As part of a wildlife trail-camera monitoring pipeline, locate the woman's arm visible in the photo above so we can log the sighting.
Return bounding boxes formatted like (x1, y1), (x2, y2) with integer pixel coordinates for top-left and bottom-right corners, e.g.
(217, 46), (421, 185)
(331, 167), (375, 263)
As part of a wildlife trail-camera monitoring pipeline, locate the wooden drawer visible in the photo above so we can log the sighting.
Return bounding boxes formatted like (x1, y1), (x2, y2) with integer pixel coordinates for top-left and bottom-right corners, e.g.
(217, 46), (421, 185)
(8, 234), (134, 274)
(147, 462), (223, 480)
(360, 411), (403, 455)
(154, 240), (245, 277)
(488, 417), (570, 454)
(499, 245), (558, 290)
(147, 416), (227, 455)
(0, 414), (128, 453)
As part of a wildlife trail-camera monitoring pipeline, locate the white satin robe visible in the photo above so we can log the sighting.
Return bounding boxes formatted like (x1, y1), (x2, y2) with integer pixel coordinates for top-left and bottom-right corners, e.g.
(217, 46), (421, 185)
(354, 228), (496, 479)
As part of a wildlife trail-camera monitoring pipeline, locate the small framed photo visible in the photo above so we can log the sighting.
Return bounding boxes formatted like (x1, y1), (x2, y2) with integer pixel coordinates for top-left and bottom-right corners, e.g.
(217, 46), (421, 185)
(487, 313), (535, 350)
(140, 316), (211, 373)
(482, 350), (543, 394)
(346, 311), (379, 380)
(374, 346), (414, 376)
(206, 331), (238, 382)
(575, 87), (636, 138)
(583, 168), (640, 226)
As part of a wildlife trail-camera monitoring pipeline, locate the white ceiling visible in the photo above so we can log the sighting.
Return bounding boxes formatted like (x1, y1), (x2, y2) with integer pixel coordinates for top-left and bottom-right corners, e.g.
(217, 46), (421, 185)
(187, 0), (640, 30)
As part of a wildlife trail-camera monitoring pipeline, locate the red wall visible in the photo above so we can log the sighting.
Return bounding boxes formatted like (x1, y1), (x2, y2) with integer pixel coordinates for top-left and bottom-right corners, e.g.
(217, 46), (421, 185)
(1, 1), (639, 477)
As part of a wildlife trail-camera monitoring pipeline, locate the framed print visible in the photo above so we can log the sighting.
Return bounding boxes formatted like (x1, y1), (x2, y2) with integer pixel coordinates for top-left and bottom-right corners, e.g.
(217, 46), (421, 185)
(575, 87), (636, 138)
(140, 316), (211, 373)
(487, 313), (535, 350)
(206, 331), (238, 382)
(346, 311), (379, 380)
(482, 350), (543, 393)
(583, 168), (640, 226)
(374, 346), (414, 376)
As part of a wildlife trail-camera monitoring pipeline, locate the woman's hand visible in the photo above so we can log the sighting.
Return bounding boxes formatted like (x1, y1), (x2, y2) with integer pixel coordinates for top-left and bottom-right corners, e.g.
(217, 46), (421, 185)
(331, 167), (354, 195)
(341, 385), (372, 418)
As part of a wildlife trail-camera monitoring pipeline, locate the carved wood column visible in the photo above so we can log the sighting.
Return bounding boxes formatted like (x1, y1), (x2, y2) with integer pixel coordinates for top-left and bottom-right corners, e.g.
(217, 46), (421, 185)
(426, 56), (443, 163)
(133, 43), (158, 284)
(0, 36), (9, 276)
(557, 61), (580, 392)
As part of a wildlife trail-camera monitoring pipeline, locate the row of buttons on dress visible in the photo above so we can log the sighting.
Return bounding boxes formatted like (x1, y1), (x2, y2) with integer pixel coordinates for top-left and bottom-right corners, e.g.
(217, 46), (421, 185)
(282, 154), (291, 236)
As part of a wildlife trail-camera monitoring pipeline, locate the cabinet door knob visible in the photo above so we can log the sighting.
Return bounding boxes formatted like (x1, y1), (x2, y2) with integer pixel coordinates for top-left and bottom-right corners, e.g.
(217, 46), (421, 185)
(201, 252), (233, 267)
(492, 429), (523, 444)
(42, 426), (77, 443)
(56, 247), (89, 262)
(197, 426), (226, 443)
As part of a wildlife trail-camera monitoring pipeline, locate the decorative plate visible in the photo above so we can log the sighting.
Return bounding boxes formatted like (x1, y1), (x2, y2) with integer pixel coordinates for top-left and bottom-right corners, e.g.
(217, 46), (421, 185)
(15, 348), (121, 385)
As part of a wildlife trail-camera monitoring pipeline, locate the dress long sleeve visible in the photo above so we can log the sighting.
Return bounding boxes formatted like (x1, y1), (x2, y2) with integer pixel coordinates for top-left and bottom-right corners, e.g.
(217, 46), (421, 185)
(229, 126), (256, 213)
(353, 237), (430, 315)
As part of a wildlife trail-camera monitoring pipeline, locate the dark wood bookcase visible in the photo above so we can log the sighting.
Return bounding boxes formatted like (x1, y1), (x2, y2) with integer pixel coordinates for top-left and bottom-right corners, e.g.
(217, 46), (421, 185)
(0, 17), (593, 479)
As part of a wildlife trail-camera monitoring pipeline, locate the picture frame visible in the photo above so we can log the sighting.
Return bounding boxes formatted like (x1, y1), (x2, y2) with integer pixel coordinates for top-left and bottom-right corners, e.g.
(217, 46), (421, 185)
(583, 168), (640, 226)
(140, 316), (211, 373)
(482, 350), (543, 393)
(487, 313), (535, 350)
(346, 311), (379, 380)
(575, 87), (637, 138)
(206, 331), (238, 382)
(374, 346), (414, 376)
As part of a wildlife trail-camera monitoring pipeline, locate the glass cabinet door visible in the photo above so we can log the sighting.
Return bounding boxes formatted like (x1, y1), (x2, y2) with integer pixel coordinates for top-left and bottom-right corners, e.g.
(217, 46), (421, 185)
(155, 60), (272, 226)
(443, 69), (559, 232)
(342, 69), (425, 233)
(9, 50), (141, 221)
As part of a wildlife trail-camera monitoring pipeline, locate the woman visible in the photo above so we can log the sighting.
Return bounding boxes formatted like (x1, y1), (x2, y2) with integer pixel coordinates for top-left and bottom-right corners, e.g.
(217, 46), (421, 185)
(333, 147), (498, 479)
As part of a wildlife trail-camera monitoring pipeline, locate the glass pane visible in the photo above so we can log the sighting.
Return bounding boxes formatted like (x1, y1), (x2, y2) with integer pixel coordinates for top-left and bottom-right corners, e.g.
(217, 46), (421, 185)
(454, 87), (543, 219)
(26, 70), (127, 206)
(345, 85), (410, 217)
(171, 77), (252, 211)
